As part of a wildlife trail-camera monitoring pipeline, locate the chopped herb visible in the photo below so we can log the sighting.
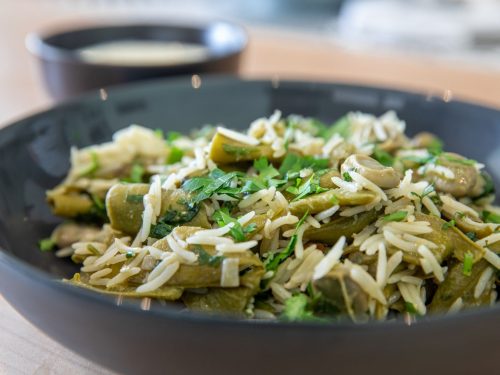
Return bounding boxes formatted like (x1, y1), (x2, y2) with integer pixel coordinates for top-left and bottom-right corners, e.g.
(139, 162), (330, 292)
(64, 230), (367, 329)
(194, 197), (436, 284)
(154, 129), (164, 139)
(482, 210), (500, 224)
(213, 207), (256, 242)
(265, 212), (308, 272)
(149, 223), (174, 239)
(129, 163), (145, 183)
(87, 244), (100, 255)
(463, 252), (474, 276)
(39, 238), (56, 252)
(89, 194), (107, 221)
(427, 138), (443, 155)
(317, 116), (350, 140)
(405, 302), (418, 314)
(167, 146), (184, 164)
(166, 131), (182, 143)
(193, 246), (225, 267)
(279, 154), (329, 180)
(465, 232), (478, 242)
(383, 210), (408, 222)
(288, 174), (328, 202)
(373, 147), (394, 167)
(126, 194), (144, 203)
(126, 251), (135, 259)
(182, 168), (241, 204)
(246, 157), (285, 190)
(79, 151), (99, 177)
(442, 219), (456, 230)
(158, 204), (200, 226)
(342, 171), (352, 182)
(282, 294), (317, 322)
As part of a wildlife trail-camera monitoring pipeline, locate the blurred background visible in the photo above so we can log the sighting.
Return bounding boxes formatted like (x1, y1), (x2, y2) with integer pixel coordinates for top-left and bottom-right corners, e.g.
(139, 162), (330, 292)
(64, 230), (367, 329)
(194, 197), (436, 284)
(1, 0), (500, 126)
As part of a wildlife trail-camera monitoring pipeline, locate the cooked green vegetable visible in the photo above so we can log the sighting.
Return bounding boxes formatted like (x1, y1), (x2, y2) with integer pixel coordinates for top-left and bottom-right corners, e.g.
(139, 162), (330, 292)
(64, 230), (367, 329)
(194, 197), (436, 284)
(43, 110), (500, 323)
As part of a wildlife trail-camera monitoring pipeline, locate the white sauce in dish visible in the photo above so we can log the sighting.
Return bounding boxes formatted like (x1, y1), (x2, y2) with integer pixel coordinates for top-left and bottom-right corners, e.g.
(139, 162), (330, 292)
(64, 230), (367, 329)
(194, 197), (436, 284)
(77, 40), (210, 66)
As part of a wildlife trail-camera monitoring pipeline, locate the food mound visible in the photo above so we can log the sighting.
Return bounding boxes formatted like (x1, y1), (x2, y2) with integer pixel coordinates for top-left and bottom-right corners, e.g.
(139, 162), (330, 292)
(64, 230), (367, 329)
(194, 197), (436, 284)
(41, 110), (500, 322)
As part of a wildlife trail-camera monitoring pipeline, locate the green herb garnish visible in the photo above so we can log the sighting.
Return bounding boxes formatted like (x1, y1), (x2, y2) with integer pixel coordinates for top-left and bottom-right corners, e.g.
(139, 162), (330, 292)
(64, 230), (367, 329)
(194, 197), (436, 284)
(182, 168), (241, 204)
(39, 238), (56, 252)
(465, 232), (478, 242)
(373, 147), (394, 167)
(383, 210), (408, 222)
(79, 151), (100, 177)
(405, 302), (418, 314)
(166, 131), (182, 143)
(167, 146), (184, 164)
(282, 294), (317, 322)
(193, 246), (225, 267)
(342, 171), (352, 182)
(213, 208), (256, 242)
(279, 154), (329, 180)
(265, 212), (308, 272)
(149, 223), (174, 239)
(482, 210), (500, 224)
(463, 251), (474, 276)
(442, 219), (456, 230)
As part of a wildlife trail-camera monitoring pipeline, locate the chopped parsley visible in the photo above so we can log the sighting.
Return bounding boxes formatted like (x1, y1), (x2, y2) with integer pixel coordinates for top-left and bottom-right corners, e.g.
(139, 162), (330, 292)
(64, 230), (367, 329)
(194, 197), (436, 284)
(463, 251), (474, 277)
(427, 138), (443, 155)
(278, 154), (329, 180)
(373, 147), (394, 167)
(286, 174), (328, 202)
(193, 246), (225, 267)
(265, 212), (308, 272)
(442, 219), (456, 230)
(154, 129), (164, 139)
(342, 171), (353, 182)
(182, 168), (241, 204)
(316, 116), (351, 140)
(411, 184), (435, 203)
(149, 223), (174, 239)
(213, 207), (256, 242)
(405, 302), (418, 315)
(126, 250), (135, 259)
(383, 210), (408, 222)
(282, 294), (317, 322)
(482, 210), (500, 224)
(122, 163), (145, 183)
(166, 131), (182, 143)
(79, 151), (100, 177)
(39, 238), (56, 252)
(167, 146), (184, 164)
(465, 232), (478, 242)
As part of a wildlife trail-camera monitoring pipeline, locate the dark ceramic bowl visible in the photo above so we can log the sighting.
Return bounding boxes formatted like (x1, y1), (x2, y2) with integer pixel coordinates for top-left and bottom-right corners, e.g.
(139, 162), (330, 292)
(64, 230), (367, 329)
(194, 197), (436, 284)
(26, 22), (247, 100)
(1, 77), (499, 375)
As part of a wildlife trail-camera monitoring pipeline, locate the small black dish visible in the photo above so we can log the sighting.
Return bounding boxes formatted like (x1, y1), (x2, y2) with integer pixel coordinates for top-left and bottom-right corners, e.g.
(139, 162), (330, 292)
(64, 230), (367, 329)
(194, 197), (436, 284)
(1, 77), (499, 375)
(26, 22), (247, 100)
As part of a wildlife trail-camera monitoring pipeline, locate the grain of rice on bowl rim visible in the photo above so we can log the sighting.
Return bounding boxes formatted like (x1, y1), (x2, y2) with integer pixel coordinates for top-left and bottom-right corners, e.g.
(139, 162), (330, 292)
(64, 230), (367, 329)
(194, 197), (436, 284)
(42, 109), (500, 323)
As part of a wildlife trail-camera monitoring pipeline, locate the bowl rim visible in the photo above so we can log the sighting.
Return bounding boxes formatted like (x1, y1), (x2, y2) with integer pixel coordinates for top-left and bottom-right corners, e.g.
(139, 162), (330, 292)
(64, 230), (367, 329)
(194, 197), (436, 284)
(25, 20), (248, 69)
(1, 75), (500, 330)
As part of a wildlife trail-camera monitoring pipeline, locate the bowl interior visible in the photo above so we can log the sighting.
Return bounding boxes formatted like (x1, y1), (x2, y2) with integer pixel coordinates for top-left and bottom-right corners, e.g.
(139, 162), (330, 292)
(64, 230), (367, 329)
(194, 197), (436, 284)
(1, 77), (499, 278)
(34, 22), (247, 62)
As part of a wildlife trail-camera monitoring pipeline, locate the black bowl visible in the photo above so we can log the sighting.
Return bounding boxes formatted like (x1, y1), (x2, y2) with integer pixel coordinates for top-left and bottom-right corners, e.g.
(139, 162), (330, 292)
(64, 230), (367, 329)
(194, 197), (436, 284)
(1, 77), (500, 375)
(26, 22), (247, 100)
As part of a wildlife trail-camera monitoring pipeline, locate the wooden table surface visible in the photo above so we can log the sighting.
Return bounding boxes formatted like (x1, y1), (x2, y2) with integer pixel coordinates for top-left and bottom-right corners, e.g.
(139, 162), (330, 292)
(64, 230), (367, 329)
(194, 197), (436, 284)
(1, 1), (500, 374)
